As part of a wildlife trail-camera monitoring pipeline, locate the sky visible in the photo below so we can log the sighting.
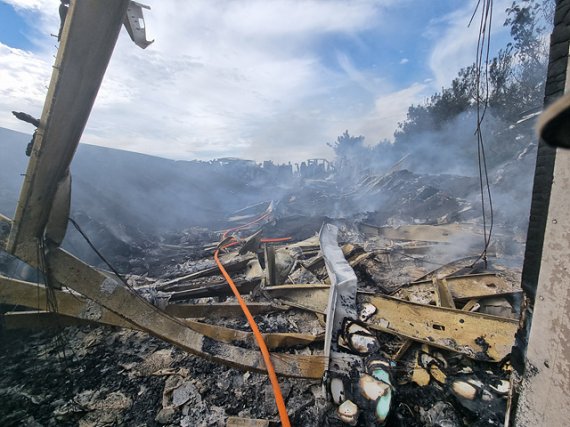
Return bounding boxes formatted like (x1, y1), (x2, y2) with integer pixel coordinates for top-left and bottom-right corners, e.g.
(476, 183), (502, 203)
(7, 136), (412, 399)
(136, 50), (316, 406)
(0, 0), (513, 163)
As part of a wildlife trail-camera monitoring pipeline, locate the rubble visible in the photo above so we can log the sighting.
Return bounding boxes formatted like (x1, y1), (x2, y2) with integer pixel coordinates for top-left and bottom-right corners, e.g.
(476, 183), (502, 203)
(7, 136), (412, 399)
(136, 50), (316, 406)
(2, 134), (531, 424)
(1, 205), (525, 425)
(0, 0), (553, 423)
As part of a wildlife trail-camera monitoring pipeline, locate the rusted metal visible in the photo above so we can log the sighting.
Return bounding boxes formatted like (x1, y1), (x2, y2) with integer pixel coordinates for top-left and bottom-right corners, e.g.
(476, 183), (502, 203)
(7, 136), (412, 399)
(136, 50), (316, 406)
(405, 273), (517, 301)
(362, 294), (518, 361)
(265, 285), (517, 361)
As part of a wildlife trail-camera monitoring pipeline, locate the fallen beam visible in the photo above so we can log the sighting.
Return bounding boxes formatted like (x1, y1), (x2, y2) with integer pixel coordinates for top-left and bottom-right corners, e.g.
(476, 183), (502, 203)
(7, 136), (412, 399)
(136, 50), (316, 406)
(1, 311), (91, 330)
(6, 0), (130, 263)
(0, 272), (325, 377)
(184, 320), (323, 350)
(0, 275), (133, 329)
(167, 278), (259, 300)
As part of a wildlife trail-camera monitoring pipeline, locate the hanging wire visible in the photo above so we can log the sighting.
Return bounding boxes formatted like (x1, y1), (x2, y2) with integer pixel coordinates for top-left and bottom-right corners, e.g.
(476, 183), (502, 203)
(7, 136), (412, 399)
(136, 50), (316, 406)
(38, 236), (77, 369)
(39, 237), (58, 314)
(469, 0), (495, 267)
(68, 217), (131, 289)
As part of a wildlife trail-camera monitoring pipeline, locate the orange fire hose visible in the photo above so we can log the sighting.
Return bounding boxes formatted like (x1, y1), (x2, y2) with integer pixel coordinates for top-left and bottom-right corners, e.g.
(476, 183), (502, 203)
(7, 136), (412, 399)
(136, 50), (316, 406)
(214, 245), (291, 427)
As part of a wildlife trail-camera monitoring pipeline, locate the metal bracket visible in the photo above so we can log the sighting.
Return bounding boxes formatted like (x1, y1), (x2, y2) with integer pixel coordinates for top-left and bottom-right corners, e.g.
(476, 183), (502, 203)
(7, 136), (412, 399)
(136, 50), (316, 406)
(123, 1), (154, 49)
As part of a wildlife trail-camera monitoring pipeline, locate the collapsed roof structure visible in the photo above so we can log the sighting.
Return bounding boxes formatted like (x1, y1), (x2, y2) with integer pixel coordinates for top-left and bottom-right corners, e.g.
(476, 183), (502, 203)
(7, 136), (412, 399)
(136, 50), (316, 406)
(1, 0), (570, 426)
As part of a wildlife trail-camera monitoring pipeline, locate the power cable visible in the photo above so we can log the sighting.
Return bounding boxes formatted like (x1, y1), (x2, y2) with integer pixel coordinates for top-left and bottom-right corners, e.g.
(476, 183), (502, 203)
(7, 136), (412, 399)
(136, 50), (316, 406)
(470, 0), (495, 267)
(68, 217), (130, 288)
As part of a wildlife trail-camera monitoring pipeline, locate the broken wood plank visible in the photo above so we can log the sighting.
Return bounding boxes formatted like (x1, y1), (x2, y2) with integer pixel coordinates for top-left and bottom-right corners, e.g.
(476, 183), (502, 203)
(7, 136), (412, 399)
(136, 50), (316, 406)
(184, 320), (323, 350)
(6, 0), (130, 263)
(1, 311), (91, 330)
(226, 416), (272, 427)
(164, 302), (283, 318)
(264, 244), (277, 286)
(463, 299), (481, 312)
(264, 284), (330, 314)
(157, 255), (254, 289)
(168, 278), (260, 300)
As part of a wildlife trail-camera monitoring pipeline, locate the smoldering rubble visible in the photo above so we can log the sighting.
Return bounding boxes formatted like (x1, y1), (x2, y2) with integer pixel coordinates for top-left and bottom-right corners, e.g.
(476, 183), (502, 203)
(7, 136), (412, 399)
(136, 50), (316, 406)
(0, 143), (530, 426)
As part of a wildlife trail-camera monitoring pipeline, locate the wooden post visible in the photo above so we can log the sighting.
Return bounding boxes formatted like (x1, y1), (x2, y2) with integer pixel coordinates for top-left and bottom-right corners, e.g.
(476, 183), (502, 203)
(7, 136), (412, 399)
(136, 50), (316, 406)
(6, 0), (130, 263)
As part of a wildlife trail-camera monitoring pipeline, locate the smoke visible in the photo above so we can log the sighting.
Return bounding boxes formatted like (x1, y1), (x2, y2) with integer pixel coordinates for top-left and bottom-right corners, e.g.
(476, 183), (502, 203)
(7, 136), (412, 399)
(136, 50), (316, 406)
(0, 127), (298, 268)
(0, 100), (537, 271)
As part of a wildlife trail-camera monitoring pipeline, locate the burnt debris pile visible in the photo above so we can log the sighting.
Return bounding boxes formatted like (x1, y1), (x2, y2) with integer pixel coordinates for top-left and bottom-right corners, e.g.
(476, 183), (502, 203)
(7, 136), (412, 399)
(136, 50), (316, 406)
(1, 175), (526, 425)
(0, 120), (533, 426)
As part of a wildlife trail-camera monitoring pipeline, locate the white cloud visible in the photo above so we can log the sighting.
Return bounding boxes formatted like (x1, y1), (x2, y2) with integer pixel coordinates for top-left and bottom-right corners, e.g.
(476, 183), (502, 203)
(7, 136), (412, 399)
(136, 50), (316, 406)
(3, 0), (53, 10)
(220, 0), (378, 37)
(0, 0), (395, 162)
(399, 58), (409, 64)
(0, 43), (52, 131)
(0, 0), (512, 163)
(427, 0), (510, 88)
(342, 82), (428, 144)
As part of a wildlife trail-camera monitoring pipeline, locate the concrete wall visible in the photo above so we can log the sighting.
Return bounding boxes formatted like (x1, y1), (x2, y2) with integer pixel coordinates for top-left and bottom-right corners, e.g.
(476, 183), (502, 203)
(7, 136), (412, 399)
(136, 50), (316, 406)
(515, 1), (570, 425)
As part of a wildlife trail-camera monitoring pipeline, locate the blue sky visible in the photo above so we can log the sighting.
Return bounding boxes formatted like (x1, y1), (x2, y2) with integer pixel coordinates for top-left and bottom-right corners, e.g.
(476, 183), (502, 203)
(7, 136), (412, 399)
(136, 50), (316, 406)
(0, 0), (512, 162)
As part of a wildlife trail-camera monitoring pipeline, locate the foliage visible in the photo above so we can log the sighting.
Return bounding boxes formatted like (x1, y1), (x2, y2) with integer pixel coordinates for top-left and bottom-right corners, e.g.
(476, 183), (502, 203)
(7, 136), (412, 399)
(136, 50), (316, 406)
(330, 0), (552, 176)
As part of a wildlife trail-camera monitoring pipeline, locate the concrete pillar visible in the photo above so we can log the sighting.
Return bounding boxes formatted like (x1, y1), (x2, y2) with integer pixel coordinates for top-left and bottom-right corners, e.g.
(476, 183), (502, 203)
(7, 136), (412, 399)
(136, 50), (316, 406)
(515, 1), (570, 425)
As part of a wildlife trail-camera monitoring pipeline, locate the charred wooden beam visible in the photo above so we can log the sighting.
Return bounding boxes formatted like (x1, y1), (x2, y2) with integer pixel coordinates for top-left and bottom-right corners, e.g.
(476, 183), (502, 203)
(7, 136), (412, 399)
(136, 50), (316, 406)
(6, 0), (130, 263)
(0, 268), (324, 378)
(1, 311), (91, 330)
(167, 278), (259, 300)
(164, 302), (283, 318)
(157, 255), (254, 290)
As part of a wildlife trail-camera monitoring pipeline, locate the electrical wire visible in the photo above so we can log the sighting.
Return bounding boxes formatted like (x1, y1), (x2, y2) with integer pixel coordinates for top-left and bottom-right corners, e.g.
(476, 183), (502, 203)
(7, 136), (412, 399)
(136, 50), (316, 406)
(469, 0), (495, 267)
(69, 212), (290, 425)
(214, 243), (291, 427)
(68, 217), (130, 288)
(38, 236), (77, 368)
